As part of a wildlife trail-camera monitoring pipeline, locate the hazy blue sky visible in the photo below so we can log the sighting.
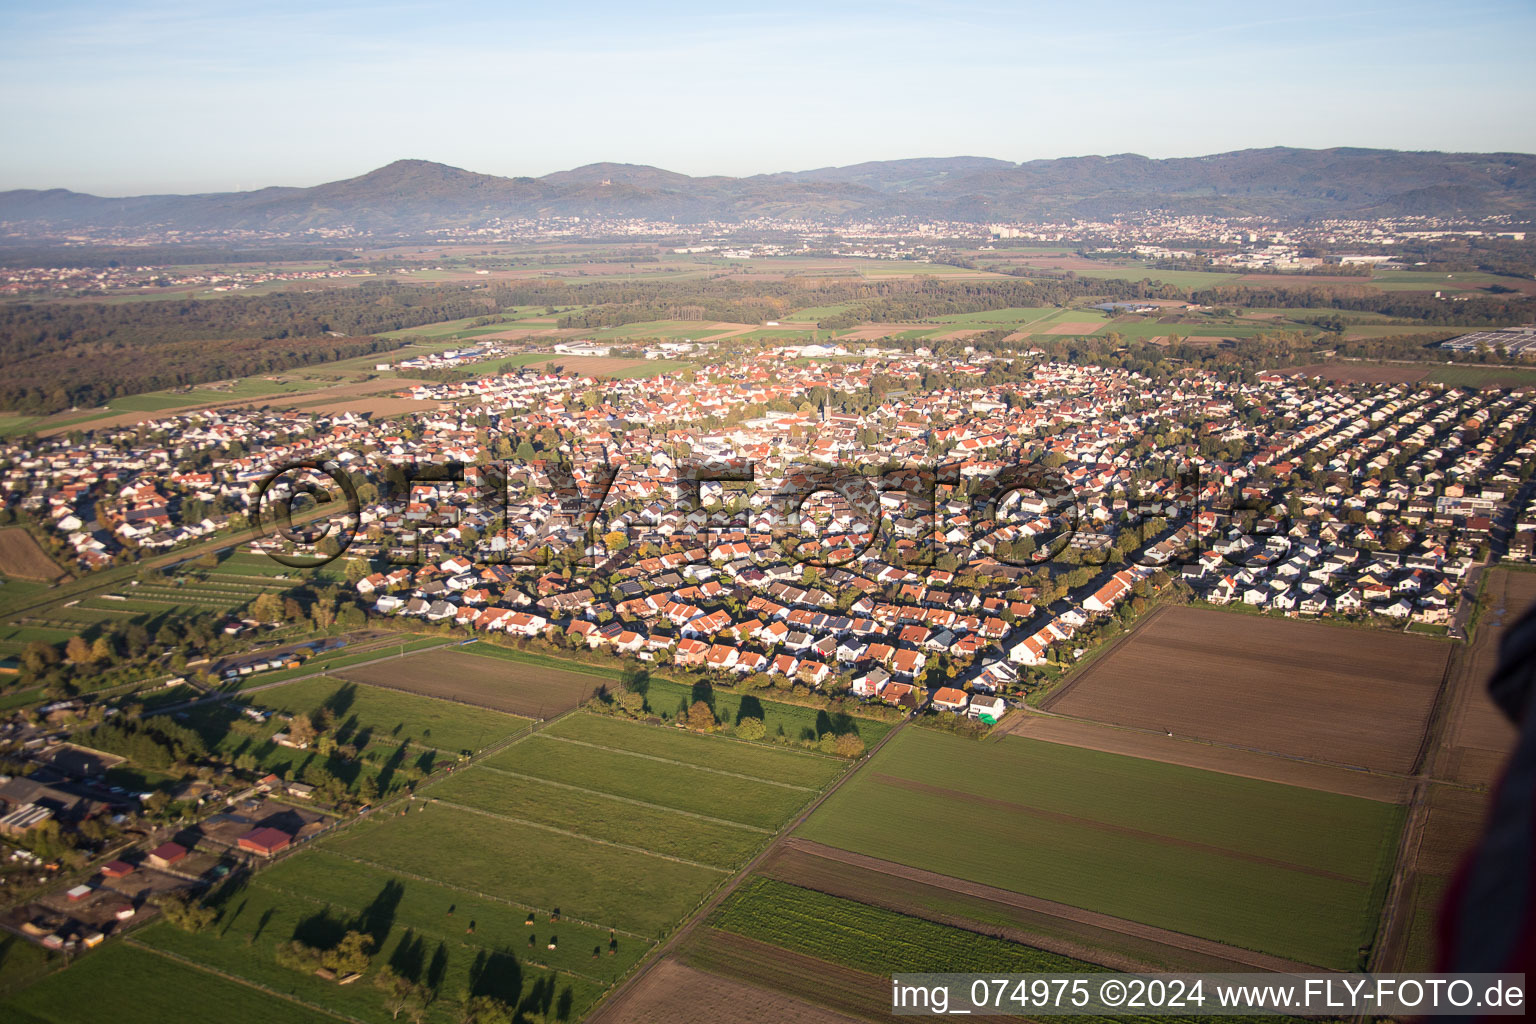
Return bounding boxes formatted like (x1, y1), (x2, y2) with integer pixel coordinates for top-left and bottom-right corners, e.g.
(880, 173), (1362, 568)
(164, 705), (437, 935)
(3, 0), (1534, 195)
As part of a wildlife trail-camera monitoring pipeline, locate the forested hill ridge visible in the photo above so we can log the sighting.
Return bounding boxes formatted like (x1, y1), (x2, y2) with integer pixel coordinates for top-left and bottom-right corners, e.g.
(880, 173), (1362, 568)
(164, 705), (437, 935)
(3, 148), (1533, 236)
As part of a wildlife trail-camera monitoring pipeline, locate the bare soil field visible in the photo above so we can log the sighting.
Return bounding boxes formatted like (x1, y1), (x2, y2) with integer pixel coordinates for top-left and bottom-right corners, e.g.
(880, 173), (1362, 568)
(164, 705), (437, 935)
(675, 928), (892, 1023)
(998, 713), (1410, 801)
(836, 323), (921, 341)
(1287, 362), (1536, 388)
(336, 647), (605, 718)
(1044, 321), (1104, 335)
(35, 377), (440, 437)
(0, 528), (64, 580)
(547, 356), (655, 377)
(471, 327), (582, 341)
(595, 956), (861, 1024)
(1285, 364), (1432, 384)
(759, 839), (1305, 973)
(1044, 606), (1449, 774)
(277, 396), (442, 418)
(692, 321), (761, 341)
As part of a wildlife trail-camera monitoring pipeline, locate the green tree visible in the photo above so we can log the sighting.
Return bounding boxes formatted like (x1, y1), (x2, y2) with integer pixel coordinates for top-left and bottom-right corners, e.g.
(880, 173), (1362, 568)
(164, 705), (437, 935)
(322, 930), (375, 975)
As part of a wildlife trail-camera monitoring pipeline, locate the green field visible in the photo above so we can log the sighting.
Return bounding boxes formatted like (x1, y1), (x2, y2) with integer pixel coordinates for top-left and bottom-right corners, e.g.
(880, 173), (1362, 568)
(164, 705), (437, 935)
(713, 876), (1106, 976)
(1014, 262), (1239, 289)
(1424, 364), (1536, 387)
(314, 712), (848, 940)
(3, 942), (340, 1024)
(797, 730), (1402, 969)
(638, 677), (894, 748)
(249, 675), (531, 754)
(454, 644), (894, 749)
(930, 306), (1062, 328)
(252, 853), (646, 982)
(0, 934), (57, 999)
(587, 319), (716, 340)
(483, 733), (813, 830)
(1370, 269), (1515, 291)
(431, 767), (766, 868)
(544, 713), (848, 788)
(326, 799), (724, 937)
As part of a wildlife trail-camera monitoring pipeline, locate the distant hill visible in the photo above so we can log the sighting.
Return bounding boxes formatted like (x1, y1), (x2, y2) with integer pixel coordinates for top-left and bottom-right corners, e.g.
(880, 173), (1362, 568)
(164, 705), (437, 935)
(2, 148), (1532, 236)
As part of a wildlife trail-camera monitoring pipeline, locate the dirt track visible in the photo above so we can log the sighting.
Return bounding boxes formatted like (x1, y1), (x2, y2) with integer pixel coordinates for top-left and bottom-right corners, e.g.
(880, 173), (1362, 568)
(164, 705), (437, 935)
(1372, 569), (1533, 971)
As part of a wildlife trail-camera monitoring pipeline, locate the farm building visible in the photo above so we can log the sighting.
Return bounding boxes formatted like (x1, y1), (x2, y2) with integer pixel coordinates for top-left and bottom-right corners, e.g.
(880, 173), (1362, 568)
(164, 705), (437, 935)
(236, 826), (292, 857)
(147, 841), (187, 868)
(66, 884), (93, 902)
(100, 860), (135, 879)
(0, 802), (53, 836)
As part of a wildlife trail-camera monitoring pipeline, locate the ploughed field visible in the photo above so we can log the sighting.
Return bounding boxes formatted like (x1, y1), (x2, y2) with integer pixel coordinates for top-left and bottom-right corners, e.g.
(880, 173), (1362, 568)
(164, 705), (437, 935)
(337, 645), (610, 718)
(1044, 606), (1449, 774)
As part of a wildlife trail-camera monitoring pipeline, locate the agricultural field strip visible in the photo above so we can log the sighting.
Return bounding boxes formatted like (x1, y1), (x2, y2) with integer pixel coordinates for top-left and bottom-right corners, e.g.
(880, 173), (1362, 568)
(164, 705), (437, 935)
(245, 675), (531, 754)
(311, 848), (654, 941)
(712, 877), (1104, 976)
(579, 720), (913, 1024)
(465, 762), (774, 833)
(123, 939), (364, 1024)
(546, 714), (851, 785)
(769, 839), (1324, 974)
(246, 877), (613, 985)
(796, 730), (1396, 968)
(798, 763), (1365, 906)
(427, 796), (732, 873)
(536, 734), (816, 791)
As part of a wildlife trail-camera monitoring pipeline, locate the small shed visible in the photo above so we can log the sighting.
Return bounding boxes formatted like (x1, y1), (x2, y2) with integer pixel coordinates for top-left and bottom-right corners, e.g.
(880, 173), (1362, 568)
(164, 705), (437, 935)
(101, 860), (135, 879)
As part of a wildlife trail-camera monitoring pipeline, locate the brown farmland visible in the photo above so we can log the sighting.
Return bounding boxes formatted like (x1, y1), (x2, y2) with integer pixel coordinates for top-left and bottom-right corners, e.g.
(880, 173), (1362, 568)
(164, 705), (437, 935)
(1044, 321), (1104, 335)
(998, 713), (1410, 801)
(1044, 606), (1449, 774)
(0, 528), (64, 580)
(1286, 364), (1432, 385)
(545, 356), (654, 377)
(836, 323), (921, 341)
(595, 957), (861, 1024)
(336, 647), (606, 718)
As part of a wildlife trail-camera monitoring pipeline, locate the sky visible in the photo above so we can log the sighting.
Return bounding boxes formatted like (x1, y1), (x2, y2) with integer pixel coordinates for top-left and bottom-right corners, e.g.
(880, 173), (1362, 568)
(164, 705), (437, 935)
(2, 0), (1534, 196)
